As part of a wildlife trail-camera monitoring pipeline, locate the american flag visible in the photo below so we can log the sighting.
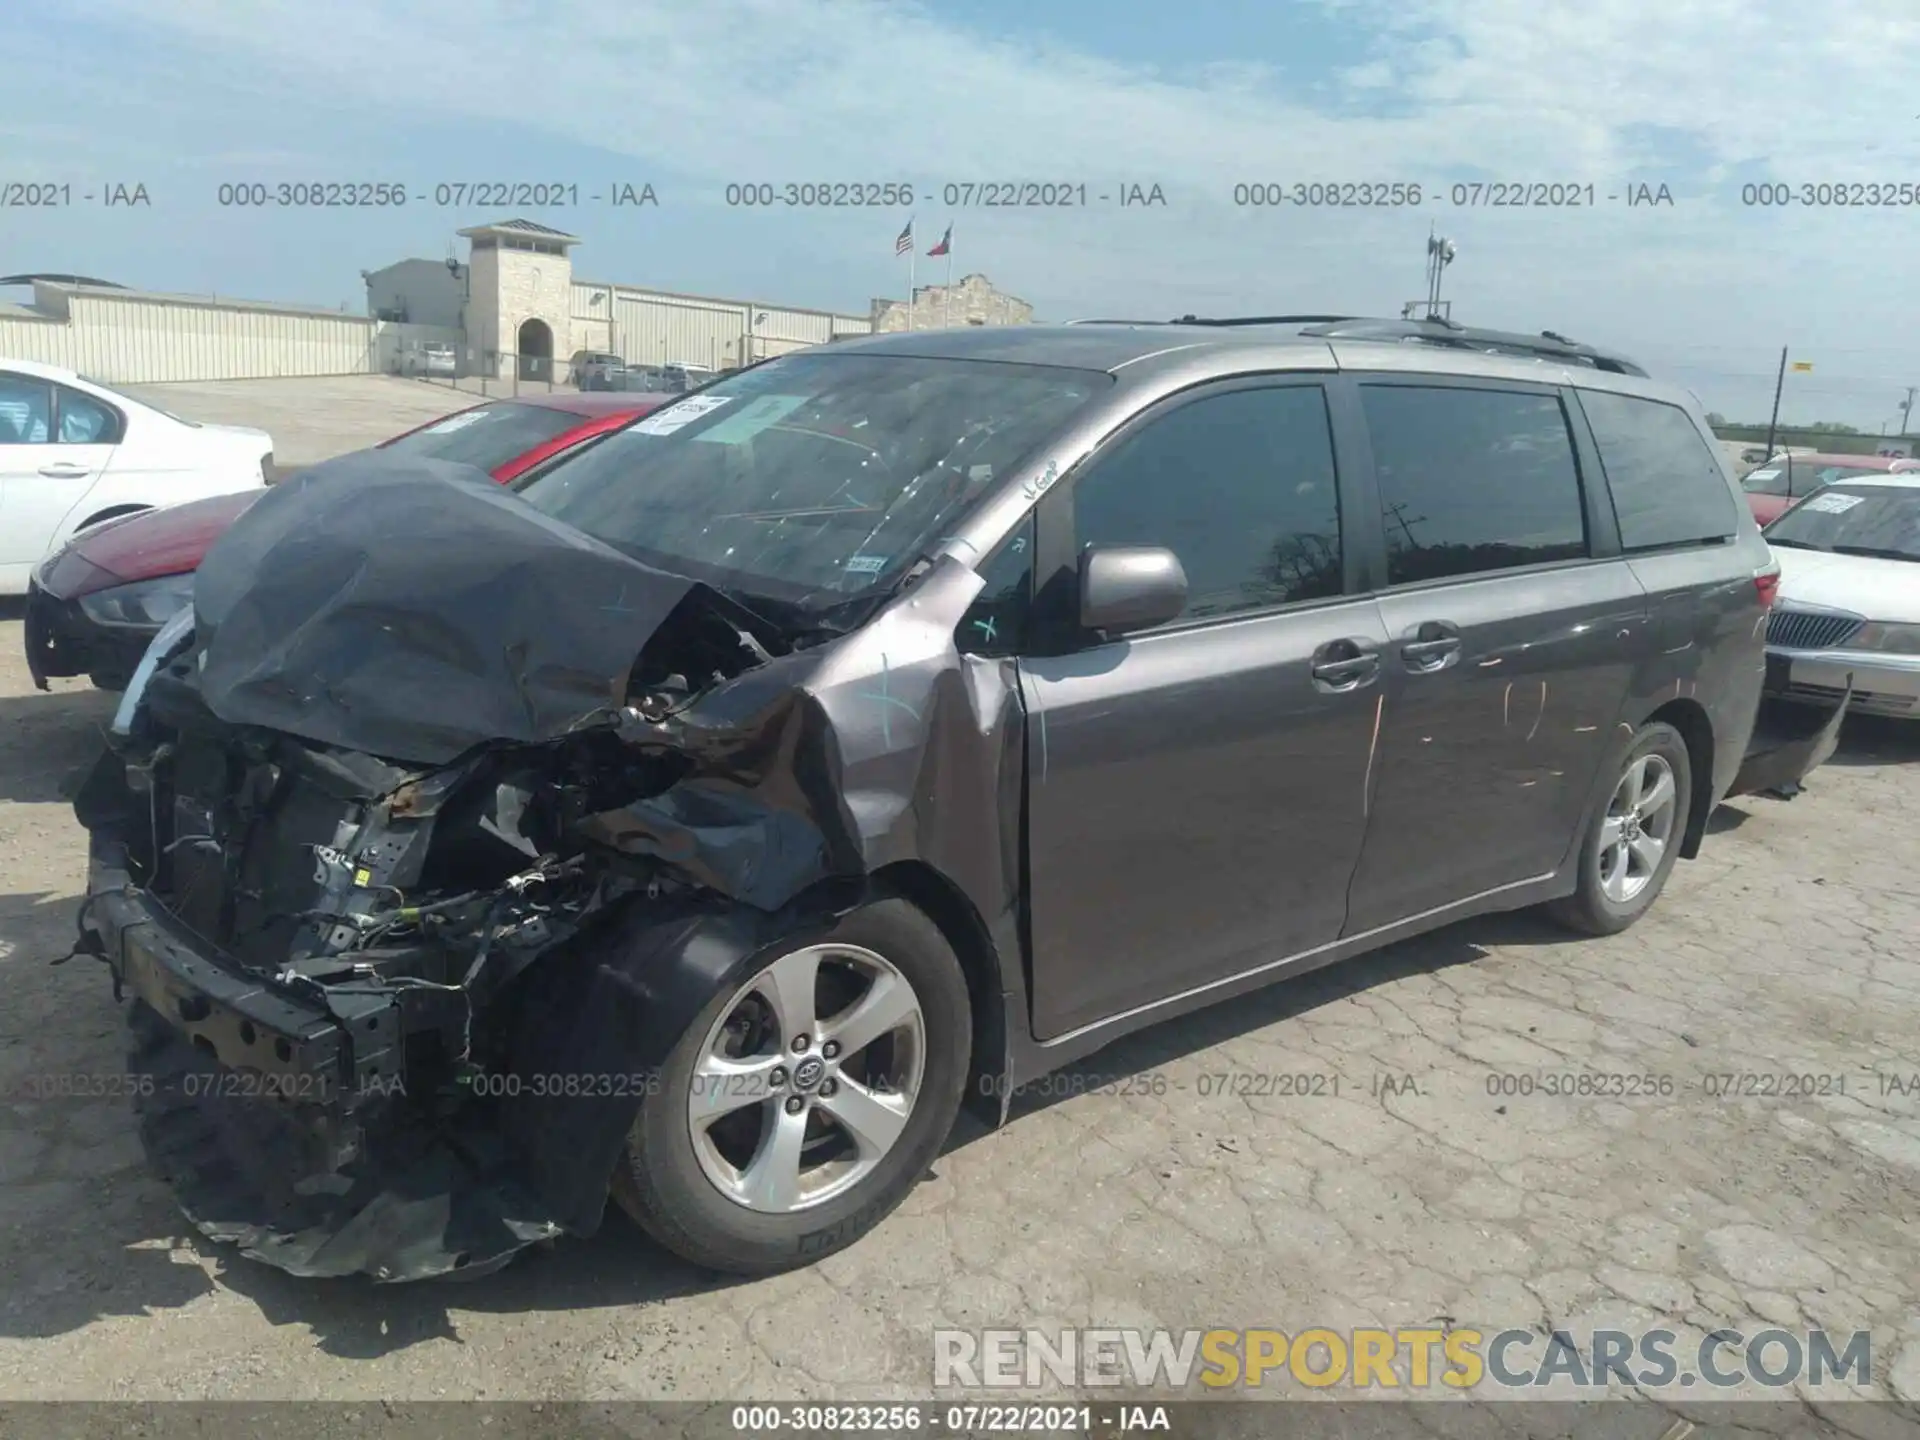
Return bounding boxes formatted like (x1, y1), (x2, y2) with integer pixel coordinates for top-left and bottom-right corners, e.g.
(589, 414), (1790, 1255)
(894, 219), (914, 255)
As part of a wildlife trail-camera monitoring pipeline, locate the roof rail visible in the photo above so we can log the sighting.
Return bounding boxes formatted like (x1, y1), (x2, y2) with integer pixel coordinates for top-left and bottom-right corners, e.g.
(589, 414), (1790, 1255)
(1171, 313), (1359, 327)
(1075, 312), (1648, 376)
(1295, 317), (1647, 376)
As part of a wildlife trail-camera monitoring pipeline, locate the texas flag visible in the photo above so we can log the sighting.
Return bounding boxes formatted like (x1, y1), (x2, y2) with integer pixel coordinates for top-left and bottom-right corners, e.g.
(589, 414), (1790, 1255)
(926, 225), (952, 257)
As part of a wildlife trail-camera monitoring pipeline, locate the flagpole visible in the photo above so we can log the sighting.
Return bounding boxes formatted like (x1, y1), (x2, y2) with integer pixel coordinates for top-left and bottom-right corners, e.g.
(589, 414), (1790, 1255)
(945, 231), (953, 328)
(908, 219), (916, 331)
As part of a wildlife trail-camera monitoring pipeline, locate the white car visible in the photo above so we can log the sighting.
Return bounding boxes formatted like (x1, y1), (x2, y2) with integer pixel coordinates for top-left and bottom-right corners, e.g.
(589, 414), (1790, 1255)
(1763, 473), (1920, 719)
(401, 342), (457, 378)
(0, 359), (273, 594)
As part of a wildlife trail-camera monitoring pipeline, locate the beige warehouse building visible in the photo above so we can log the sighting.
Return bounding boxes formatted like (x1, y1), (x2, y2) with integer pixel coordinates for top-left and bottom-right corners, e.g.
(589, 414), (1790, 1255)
(369, 219), (1033, 380)
(1, 220), (1032, 386)
(366, 219), (882, 380)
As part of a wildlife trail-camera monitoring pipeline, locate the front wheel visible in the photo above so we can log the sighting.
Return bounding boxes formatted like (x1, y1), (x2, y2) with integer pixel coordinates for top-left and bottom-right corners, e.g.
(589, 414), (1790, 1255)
(611, 897), (971, 1274)
(1547, 721), (1693, 936)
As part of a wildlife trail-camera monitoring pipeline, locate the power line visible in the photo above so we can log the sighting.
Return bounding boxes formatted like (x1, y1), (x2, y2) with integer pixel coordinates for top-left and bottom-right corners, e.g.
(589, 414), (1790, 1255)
(1639, 342), (1920, 356)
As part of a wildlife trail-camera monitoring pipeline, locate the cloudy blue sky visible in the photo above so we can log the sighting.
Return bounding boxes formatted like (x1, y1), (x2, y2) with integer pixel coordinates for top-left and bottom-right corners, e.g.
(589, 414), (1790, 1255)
(4, 0), (1919, 427)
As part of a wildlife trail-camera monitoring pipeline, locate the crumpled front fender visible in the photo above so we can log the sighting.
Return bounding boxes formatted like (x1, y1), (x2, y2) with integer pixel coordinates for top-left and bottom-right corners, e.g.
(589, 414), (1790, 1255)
(495, 882), (865, 1238)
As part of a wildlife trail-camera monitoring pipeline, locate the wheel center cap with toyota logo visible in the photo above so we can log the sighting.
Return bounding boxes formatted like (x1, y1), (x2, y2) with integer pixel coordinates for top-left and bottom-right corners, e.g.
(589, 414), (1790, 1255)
(793, 1056), (827, 1091)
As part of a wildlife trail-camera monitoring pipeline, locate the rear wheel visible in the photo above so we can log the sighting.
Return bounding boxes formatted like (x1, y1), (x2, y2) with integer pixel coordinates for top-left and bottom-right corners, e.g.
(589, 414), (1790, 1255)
(1547, 721), (1691, 936)
(611, 897), (970, 1274)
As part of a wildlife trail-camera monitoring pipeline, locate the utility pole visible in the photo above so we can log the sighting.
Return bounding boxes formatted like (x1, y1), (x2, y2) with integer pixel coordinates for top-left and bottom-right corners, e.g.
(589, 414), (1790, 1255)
(1384, 501), (1427, 548)
(1762, 346), (1788, 460)
(1900, 386), (1916, 437)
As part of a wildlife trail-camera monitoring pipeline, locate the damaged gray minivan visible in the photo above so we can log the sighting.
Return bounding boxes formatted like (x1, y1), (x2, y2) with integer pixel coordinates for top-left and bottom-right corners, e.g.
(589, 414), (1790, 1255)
(71, 318), (1848, 1282)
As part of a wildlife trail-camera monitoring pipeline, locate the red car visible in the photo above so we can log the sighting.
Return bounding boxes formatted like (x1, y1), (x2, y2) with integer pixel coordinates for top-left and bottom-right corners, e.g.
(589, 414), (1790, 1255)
(1740, 451), (1920, 525)
(26, 392), (665, 690)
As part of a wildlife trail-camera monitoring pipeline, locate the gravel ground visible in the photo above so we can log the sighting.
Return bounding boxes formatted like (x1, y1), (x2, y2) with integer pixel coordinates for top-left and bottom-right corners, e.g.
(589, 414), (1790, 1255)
(0, 378), (1916, 1417)
(116, 375), (523, 466)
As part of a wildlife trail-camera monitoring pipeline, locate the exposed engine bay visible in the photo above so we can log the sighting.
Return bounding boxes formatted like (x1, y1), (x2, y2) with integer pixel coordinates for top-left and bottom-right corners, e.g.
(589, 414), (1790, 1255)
(70, 454), (1025, 1281)
(80, 677), (690, 1277)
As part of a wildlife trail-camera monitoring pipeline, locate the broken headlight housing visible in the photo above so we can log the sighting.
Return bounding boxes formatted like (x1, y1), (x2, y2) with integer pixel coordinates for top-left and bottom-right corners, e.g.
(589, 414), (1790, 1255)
(78, 572), (195, 629)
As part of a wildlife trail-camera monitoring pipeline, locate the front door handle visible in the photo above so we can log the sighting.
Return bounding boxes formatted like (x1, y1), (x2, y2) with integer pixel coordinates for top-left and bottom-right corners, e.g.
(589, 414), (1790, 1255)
(38, 463), (91, 479)
(1400, 621), (1462, 673)
(1310, 638), (1381, 692)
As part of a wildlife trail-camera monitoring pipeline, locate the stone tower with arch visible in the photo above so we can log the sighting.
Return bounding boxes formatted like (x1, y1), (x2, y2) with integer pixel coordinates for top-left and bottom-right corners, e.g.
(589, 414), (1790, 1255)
(456, 218), (579, 380)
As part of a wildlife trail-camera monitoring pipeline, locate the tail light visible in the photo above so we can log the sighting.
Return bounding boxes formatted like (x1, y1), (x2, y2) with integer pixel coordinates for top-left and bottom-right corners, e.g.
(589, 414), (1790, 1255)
(1754, 570), (1780, 608)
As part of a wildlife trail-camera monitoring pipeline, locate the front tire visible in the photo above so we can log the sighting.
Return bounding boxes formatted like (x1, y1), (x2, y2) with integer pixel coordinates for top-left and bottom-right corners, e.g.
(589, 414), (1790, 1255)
(611, 897), (971, 1274)
(1547, 721), (1692, 936)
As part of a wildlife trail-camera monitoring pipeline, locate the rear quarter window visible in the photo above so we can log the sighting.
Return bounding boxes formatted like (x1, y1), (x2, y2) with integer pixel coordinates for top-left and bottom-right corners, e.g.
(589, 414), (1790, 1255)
(1358, 383), (1587, 585)
(1577, 390), (1738, 550)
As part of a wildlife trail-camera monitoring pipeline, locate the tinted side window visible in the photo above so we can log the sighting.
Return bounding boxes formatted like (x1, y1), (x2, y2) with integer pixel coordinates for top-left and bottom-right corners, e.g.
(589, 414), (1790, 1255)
(957, 514), (1034, 656)
(0, 375), (53, 444)
(1579, 390), (1737, 550)
(1360, 385), (1586, 585)
(1070, 386), (1343, 624)
(55, 385), (120, 444)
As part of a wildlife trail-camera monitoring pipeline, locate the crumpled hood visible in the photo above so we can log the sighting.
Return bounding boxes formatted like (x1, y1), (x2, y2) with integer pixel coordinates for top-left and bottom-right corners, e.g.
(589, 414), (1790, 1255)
(189, 450), (698, 764)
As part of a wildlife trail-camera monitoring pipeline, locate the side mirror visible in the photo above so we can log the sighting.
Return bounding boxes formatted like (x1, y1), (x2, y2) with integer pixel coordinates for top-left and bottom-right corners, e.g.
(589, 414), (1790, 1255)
(1079, 545), (1187, 637)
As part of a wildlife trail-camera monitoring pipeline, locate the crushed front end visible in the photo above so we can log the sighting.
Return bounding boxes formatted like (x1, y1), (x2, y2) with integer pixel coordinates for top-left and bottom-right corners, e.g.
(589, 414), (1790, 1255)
(63, 453), (820, 1281)
(75, 652), (701, 1279)
(65, 446), (1025, 1283)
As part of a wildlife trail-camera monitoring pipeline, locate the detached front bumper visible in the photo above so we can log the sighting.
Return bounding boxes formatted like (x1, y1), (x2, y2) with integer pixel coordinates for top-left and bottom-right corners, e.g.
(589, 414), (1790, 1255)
(24, 579), (155, 691)
(84, 831), (566, 1282)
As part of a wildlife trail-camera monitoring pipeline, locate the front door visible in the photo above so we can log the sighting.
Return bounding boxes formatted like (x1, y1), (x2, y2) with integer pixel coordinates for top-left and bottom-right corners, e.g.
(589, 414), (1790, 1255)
(1018, 378), (1389, 1040)
(1341, 379), (1644, 932)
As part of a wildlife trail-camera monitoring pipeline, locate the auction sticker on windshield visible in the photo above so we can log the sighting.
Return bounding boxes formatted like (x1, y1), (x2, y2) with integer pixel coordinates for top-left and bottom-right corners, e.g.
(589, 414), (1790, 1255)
(631, 394), (733, 435)
(1801, 492), (1866, 513)
(421, 410), (486, 434)
(693, 393), (808, 445)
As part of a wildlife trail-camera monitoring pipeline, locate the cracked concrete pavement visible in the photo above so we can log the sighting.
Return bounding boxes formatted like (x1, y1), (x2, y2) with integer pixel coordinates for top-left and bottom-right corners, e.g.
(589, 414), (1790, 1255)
(0, 378), (1916, 1415)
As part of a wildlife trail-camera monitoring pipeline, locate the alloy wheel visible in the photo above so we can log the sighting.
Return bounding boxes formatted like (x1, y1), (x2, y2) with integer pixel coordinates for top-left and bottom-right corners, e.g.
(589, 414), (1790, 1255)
(1598, 752), (1678, 904)
(688, 943), (927, 1213)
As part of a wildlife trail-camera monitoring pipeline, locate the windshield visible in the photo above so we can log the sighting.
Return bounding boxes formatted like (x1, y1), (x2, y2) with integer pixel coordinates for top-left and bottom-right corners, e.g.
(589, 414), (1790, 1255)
(1806, 464), (1888, 489)
(381, 401), (584, 474)
(515, 351), (1110, 608)
(1765, 485), (1920, 561)
(1744, 460), (1893, 496)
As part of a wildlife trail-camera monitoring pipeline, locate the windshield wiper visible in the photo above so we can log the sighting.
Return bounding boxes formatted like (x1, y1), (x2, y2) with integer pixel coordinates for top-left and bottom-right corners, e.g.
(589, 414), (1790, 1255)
(707, 583), (799, 638)
(710, 583), (861, 646)
(720, 504), (881, 522)
(1830, 544), (1916, 561)
(1764, 538), (1825, 550)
